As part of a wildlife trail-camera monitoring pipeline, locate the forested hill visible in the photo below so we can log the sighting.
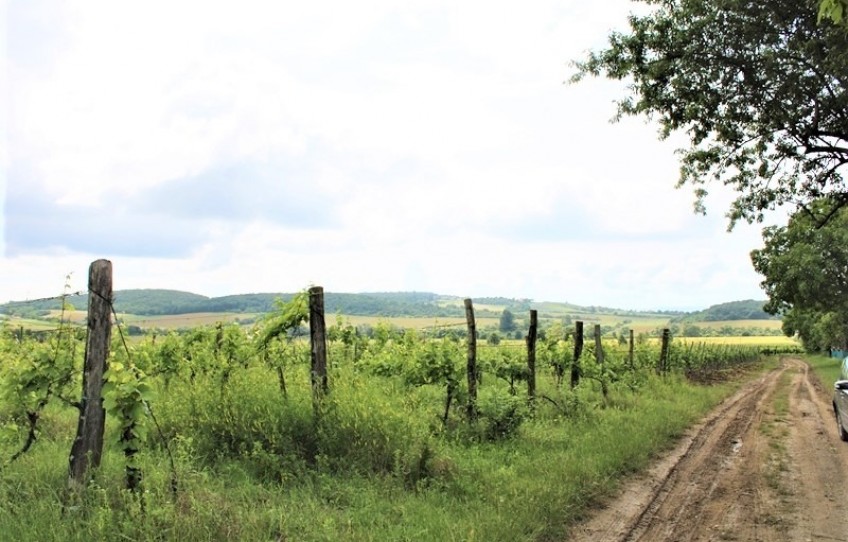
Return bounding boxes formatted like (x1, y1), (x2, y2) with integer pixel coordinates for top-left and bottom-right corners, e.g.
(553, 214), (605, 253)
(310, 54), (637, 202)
(0, 289), (474, 318)
(1, 289), (776, 322)
(672, 300), (777, 322)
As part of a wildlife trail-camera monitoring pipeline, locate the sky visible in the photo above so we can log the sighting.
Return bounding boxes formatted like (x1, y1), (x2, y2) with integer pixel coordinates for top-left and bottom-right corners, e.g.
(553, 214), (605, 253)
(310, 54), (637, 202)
(2, 0), (781, 311)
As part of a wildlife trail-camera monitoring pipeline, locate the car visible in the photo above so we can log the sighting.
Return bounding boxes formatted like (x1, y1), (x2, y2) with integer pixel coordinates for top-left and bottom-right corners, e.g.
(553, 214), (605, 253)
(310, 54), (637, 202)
(833, 356), (848, 441)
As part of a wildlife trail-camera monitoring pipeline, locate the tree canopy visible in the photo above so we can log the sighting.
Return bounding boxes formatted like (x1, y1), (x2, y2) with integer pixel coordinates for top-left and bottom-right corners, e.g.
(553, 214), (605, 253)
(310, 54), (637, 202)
(573, 0), (848, 227)
(751, 202), (848, 350)
(499, 309), (517, 333)
(671, 299), (776, 323)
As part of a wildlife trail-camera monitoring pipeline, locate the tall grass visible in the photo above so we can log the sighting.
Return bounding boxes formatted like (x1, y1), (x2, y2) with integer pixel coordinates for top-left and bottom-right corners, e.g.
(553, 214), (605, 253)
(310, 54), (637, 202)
(0, 361), (738, 541)
(0, 320), (785, 541)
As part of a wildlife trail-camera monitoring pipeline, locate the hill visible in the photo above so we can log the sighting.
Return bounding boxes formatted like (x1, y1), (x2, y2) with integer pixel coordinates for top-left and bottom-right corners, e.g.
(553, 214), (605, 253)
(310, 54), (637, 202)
(671, 300), (777, 323)
(0, 289), (477, 318)
(0, 289), (774, 330)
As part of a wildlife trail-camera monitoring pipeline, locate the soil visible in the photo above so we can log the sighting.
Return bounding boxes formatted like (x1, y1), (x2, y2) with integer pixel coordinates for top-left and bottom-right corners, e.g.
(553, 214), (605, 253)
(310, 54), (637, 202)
(567, 357), (848, 542)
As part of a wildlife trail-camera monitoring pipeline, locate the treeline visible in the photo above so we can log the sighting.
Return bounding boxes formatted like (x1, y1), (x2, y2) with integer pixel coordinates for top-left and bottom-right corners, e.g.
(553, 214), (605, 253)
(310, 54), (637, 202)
(0, 289), (504, 319)
(671, 300), (777, 323)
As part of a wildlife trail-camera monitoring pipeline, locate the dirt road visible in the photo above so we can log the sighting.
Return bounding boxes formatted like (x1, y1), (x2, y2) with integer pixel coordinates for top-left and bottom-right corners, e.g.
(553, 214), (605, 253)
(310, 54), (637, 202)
(567, 357), (848, 542)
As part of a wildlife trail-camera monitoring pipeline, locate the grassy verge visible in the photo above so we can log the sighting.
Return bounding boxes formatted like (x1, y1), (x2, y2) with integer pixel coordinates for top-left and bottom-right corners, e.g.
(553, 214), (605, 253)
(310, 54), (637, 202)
(0, 363), (763, 541)
(806, 353), (842, 385)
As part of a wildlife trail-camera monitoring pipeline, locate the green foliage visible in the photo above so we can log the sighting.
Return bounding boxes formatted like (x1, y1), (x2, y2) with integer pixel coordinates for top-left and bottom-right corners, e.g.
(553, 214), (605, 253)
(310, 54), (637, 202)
(480, 347), (528, 396)
(674, 299), (776, 323)
(156, 366), (433, 482)
(573, 0), (848, 226)
(819, 0), (848, 25)
(475, 389), (528, 441)
(498, 309), (517, 333)
(255, 292), (308, 350)
(752, 203), (848, 350)
(0, 289), (81, 463)
(103, 359), (152, 490)
(0, 310), (806, 541)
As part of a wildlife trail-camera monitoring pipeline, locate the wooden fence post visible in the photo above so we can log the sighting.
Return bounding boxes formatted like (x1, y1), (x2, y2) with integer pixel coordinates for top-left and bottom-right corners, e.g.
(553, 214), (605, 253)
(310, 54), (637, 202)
(629, 329), (635, 370)
(464, 299), (477, 422)
(309, 286), (328, 409)
(659, 328), (671, 374)
(68, 259), (112, 488)
(594, 324), (608, 398)
(526, 310), (537, 405)
(572, 321), (584, 388)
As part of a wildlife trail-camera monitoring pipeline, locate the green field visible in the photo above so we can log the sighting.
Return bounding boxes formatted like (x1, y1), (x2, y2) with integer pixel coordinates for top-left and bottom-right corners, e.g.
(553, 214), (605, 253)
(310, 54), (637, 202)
(0, 321), (789, 541)
(18, 309), (790, 346)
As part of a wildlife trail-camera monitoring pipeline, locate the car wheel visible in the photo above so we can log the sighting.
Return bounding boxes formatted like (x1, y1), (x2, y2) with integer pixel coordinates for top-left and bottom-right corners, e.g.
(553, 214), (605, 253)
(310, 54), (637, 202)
(837, 407), (848, 442)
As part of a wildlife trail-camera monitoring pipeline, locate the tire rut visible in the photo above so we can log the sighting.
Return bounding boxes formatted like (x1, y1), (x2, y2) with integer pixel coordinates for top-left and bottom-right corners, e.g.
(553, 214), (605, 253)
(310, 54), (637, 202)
(567, 358), (848, 542)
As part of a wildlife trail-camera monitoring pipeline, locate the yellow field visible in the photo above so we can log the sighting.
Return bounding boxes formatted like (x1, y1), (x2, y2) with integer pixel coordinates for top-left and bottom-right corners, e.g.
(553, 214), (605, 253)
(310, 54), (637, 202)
(45, 309), (88, 323)
(694, 319), (783, 330)
(42, 310), (258, 330)
(673, 335), (798, 346)
(329, 314), (501, 330)
(39, 310), (499, 332)
(3, 316), (73, 331)
(120, 312), (259, 329)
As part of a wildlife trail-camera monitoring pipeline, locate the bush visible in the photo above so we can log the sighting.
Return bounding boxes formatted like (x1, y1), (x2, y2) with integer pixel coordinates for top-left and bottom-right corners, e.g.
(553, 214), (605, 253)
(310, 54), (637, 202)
(155, 366), (441, 484)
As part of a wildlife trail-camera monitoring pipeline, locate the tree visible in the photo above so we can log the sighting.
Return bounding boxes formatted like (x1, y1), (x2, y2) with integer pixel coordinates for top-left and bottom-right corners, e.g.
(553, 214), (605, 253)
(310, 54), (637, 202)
(573, 0), (848, 227)
(751, 201), (848, 350)
(499, 309), (517, 333)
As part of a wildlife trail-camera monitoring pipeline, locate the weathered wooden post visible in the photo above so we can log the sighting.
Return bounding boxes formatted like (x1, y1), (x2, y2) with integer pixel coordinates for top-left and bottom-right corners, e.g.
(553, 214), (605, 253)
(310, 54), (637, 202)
(68, 259), (112, 488)
(464, 298), (477, 422)
(526, 310), (538, 405)
(629, 329), (635, 370)
(659, 328), (671, 374)
(594, 324), (603, 365)
(571, 321), (584, 388)
(309, 286), (329, 411)
(594, 324), (608, 398)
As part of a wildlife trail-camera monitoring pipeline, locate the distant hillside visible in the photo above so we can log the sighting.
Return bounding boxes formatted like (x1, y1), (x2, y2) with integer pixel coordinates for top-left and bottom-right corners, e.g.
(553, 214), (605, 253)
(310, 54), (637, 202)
(0, 289), (775, 324)
(0, 289), (471, 318)
(672, 300), (777, 323)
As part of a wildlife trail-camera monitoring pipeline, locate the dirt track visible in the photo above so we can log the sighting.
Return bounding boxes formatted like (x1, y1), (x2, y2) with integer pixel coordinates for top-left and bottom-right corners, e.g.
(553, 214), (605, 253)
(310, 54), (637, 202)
(568, 357), (848, 542)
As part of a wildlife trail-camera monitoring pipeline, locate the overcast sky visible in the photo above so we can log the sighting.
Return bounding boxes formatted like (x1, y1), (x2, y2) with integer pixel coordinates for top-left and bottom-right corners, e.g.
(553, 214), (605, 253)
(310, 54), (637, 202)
(2, 0), (779, 311)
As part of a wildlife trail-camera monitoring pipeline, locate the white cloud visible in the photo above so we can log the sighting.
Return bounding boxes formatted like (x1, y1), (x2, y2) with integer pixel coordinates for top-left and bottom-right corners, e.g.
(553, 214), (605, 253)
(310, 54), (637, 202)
(2, 0), (773, 310)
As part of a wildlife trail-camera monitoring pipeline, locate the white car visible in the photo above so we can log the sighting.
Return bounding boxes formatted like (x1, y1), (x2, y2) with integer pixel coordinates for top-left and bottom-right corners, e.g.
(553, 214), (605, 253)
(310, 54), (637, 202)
(833, 356), (848, 441)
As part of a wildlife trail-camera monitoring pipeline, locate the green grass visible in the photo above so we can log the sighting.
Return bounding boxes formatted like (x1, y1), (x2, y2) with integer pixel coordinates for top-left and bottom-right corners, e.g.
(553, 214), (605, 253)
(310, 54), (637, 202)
(806, 354), (842, 385)
(0, 361), (745, 541)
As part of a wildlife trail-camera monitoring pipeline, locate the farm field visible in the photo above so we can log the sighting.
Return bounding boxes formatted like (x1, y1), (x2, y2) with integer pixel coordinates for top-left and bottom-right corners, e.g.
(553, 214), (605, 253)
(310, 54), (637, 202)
(26, 309), (783, 338)
(0, 291), (804, 541)
(326, 314), (501, 331)
(675, 335), (798, 346)
(695, 319), (784, 330)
